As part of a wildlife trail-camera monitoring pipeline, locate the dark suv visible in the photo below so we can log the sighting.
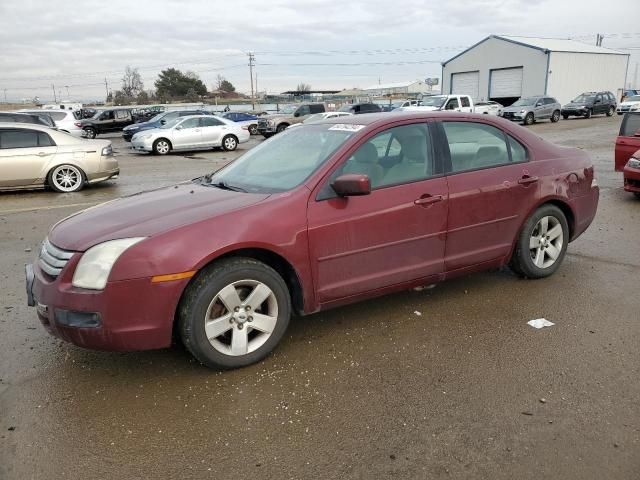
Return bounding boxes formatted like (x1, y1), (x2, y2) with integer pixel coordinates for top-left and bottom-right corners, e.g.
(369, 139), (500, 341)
(339, 103), (382, 114)
(81, 108), (134, 138)
(0, 112), (56, 128)
(561, 91), (616, 119)
(122, 110), (211, 141)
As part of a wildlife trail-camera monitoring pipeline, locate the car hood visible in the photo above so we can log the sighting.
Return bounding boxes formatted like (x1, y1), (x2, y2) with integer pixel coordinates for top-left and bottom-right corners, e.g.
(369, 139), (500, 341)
(124, 121), (155, 131)
(621, 101), (640, 106)
(260, 113), (294, 119)
(502, 105), (532, 112)
(48, 182), (270, 251)
(397, 106), (440, 112)
(564, 102), (588, 108)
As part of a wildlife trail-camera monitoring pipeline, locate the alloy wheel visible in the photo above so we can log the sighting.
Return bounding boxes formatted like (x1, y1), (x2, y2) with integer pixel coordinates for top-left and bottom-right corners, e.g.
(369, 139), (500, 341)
(529, 216), (564, 268)
(204, 280), (278, 356)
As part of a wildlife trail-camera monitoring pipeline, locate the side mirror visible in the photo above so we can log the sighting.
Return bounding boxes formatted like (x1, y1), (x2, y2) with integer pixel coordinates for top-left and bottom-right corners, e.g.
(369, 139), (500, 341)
(331, 174), (371, 197)
(160, 120), (166, 125)
(294, 111), (300, 117)
(535, 102), (542, 107)
(175, 125), (183, 130)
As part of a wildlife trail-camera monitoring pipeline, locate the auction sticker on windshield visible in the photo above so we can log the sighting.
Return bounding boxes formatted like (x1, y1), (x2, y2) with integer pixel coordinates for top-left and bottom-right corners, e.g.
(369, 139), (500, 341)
(329, 124), (366, 132)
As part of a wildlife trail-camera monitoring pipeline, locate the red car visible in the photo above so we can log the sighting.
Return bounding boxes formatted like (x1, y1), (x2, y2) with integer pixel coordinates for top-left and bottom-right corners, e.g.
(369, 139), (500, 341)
(26, 112), (599, 369)
(615, 113), (640, 197)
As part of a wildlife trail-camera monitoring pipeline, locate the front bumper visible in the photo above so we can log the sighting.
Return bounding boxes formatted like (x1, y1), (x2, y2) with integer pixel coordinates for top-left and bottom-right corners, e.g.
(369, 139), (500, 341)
(500, 112), (525, 121)
(130, 138), (154, 152)
(122, 133), (134, 142)
(561, 108), (587, 117)
(26, 256), (189, 351)
(623, 165), (640, 193)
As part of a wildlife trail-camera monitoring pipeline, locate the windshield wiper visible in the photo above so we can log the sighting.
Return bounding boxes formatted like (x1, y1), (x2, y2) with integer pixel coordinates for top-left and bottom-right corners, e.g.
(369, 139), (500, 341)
(211, 180), (247, 193)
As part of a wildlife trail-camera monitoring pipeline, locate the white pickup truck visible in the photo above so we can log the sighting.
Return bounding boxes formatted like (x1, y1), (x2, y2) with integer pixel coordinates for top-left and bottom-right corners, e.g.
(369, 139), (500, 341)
(397, 94), (474, 113)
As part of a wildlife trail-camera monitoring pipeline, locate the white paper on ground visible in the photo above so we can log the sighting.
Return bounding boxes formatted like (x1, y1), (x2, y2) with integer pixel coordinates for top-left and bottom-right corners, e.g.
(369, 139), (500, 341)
(527, 318), (555, 329)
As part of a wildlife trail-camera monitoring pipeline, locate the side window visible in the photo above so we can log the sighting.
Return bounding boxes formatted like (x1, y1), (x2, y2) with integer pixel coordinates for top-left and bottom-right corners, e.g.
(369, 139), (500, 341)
(310, 104), (324, 114)
(101, 111), (115, 120)
(179, 118), (200, 129)
(0, 129), (40, 149)
(442, 122), (510, 172)
(38, 132), (55, 147)
(334, 123), (432, 190)
(296, 105), (311, 116)
(507, 135), (527, 163)
(596, 94), (603, 103)
(115, 110), (129, 119)
(201, 117), (224, 127)
(445, 98), (459, 110)
(460, 97), (471, 107)
(621, 114), (640, 136)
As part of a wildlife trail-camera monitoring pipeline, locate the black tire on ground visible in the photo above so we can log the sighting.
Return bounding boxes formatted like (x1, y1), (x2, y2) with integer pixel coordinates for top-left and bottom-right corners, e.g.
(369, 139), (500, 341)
(562, 114), (569, 120)
(84, 127), (97, 139)
(221, 134), (238, 151)
(249, 124), (258, 135)
(262, 133), (274, 139)
(153, 138), (171, 155)
(550, 110), (560, 123)
(607, 106), (615, 117)
(524, 113), (535, 126)
(510, 204), (569, 279)
(617, 112), (623, 116)
(634, 192), (640, 200)
(276, 123), (289, 133)
(584, 109), (592, 119)
(178, 257), (292, 369)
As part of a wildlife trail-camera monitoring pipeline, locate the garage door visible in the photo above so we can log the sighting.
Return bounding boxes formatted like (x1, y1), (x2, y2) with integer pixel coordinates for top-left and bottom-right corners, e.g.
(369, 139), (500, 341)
(451, 71), (479, 101)
(490, 67), (523, 98)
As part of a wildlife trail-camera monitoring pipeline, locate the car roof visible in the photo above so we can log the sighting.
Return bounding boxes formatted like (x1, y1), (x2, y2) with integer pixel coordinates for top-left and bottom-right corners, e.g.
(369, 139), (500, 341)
(0, 121), (53, 131)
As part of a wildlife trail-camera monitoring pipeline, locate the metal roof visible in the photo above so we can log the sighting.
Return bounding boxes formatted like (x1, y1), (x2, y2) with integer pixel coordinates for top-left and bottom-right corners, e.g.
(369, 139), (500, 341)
(363, 80), (422, 90)
(443, 35), (628, 65)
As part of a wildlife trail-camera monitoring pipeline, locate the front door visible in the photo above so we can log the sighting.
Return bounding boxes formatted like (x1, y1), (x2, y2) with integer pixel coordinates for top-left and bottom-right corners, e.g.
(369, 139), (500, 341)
(172, 117), (202, 149)
(0, 128), (56, 187)
(615, 114), (640, 171)
(307, 122), (448, 303)
(439, 120), (539, 271)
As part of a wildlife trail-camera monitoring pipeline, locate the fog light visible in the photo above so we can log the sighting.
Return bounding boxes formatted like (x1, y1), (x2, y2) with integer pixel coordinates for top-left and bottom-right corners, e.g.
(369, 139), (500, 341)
(54, 309), (102, 328)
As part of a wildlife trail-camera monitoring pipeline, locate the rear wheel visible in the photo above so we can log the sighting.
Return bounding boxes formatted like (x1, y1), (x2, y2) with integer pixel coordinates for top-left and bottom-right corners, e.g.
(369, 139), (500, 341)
(222, 135), (238, 151)
(48, 164), (85, 192)
(153, 138), (171, 155)
(249, 124), (258, 135)
(178, 258), (292, 369)
(562, 114), (569, 120)
(550, 110), (560, 123)
(607, 106), (615, 117)
(635, 192), (640, 200)
(83, 127), (97, 139)
(523, 113), (535, 125)
(584, 109), (592, 119)
(510, 204), (569, 279)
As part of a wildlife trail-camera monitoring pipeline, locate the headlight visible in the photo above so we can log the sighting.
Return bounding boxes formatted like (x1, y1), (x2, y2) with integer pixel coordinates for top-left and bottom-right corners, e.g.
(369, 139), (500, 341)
(630, 104), (640, 111)
(519, 110), (526, 114)
(627, 158), (640, 169)
(72, 238), (146, 290)
(101, 145), (112, 156)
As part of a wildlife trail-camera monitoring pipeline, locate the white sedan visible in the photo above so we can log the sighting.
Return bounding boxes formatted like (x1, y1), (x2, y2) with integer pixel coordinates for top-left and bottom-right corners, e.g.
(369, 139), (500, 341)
(131, 115), (250, 155)
(474, 101), (503, 115)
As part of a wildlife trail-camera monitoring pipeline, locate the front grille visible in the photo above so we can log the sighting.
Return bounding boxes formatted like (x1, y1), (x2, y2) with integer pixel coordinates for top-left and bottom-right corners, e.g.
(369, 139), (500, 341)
(38, 238), (74, 278)
(502, 112), (514, 118)
(257, 119), (268, 128)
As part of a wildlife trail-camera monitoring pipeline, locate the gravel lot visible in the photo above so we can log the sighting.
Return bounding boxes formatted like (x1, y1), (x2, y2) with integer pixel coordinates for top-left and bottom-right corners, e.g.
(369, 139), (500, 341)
(0, 116), (638, 479)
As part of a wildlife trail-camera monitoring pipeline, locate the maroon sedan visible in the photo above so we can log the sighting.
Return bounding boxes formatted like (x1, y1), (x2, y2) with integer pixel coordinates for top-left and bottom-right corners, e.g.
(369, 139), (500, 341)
(26, 112), (599, 369)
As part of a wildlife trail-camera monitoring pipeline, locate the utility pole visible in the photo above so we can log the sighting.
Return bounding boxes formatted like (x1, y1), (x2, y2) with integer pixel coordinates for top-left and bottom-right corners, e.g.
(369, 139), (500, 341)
(65, 85), (70, 98)
(634, 62), (639, 89)
(595, 34), (604, 47)
(52, 84), (57, 103)
(255, 72), (258, 105)
(104, 78), (109, 101)
(248, 52), (255, 110)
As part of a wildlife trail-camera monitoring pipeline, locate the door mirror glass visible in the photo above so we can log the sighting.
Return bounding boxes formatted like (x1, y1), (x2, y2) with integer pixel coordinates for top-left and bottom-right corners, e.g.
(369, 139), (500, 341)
(175, 125), (183, 130)
(293, 111), (300, 117)
(332, 174), (371, 197)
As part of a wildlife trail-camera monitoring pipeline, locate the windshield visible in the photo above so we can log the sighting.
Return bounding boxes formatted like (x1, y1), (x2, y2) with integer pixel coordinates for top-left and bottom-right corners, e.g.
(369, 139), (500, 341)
(625, 95), (640, 102)
(148, 113), (166, 123)
(205, 124), (357, 193)
(572, 94), (595, 103)
(303, 113), (325, 124)
(278, 105), (297, 114)
(421, 96), (446, 107)
(512, 97), (537, 107)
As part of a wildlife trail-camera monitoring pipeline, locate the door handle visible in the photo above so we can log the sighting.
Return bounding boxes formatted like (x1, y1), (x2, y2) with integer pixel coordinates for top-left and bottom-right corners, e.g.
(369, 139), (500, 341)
(518, 175), (539, 185)
(414, 194), (443, 206)
(38, 152), (47, 157)
(194, 129), (201, 132)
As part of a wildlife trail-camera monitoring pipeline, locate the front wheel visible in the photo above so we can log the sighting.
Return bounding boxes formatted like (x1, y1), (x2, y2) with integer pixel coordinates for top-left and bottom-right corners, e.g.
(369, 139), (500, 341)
(276, 123), (288, 133)
(48, 164), (85, 192)
(178, 258), (292, 369)
(524, 113), (534, 125)
(249, 124), (258, 135)
(153, 138), (171, 155)
(562, 114), (569, 120)
(222, 135), (238, 151)
(584, 109), (592, 119)
(510, 205), (569, 279)
(550, 110), (560, 123)
(607, 106), (615, 117)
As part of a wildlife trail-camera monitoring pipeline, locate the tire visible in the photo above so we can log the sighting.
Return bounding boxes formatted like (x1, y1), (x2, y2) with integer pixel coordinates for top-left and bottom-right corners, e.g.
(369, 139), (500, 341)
(606, 106), (615, 117)
(153, 138), (171, 155)
(83, 127), (97, 139)
(524, 113), (534, 126)
(617, 112), (623, 116)
(178, 257), (292, 369)
(634, 192), (640, 200)
(262, 133), (274, 139)
(276, 123), (289, 133)
(222, 135), (238, 151)
(249, 124), (258, 135)
(562, 114), (569, 120)
(48, 164), (85, 193)
(510, 204), (569, 279)
(584, 109), (592, 119)
(550, 110), (560, 123)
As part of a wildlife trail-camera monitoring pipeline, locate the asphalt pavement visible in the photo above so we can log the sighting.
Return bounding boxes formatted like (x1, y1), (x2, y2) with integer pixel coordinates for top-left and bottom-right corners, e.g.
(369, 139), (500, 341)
(0, 116), (638, 479)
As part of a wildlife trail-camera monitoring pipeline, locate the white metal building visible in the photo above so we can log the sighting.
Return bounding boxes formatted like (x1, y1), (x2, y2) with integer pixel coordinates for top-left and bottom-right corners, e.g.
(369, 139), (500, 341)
(363, 80), (433, 96)
(441, 35), (630, 105)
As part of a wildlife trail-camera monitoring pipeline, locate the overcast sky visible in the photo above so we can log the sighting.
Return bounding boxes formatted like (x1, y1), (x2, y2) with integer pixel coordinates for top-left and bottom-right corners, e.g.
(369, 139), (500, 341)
(0, 0), (639, 102)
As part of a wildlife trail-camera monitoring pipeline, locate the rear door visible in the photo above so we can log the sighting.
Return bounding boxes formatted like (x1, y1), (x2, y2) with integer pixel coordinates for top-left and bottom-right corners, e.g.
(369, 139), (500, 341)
(439, 120), (539, 271)
(307, 121), (448, 303)
(200, 116), (226, 146)
(0, 128), (57, 187)
(615, 114), (640, 171)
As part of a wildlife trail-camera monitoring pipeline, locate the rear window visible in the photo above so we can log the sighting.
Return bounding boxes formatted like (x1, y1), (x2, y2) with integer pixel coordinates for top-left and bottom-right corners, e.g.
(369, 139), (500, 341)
(620, 113), (640, 137)
(48, 111), (67, 121)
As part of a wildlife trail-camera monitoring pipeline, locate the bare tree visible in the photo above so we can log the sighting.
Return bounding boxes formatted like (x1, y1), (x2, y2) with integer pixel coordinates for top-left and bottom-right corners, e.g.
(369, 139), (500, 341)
(296, 83), (311, 93)
(121, 66), (144, 97)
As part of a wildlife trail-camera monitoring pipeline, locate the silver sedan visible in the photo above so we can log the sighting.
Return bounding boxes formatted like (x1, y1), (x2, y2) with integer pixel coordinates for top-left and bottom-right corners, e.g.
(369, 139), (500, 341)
(130, 115), (250, 155)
